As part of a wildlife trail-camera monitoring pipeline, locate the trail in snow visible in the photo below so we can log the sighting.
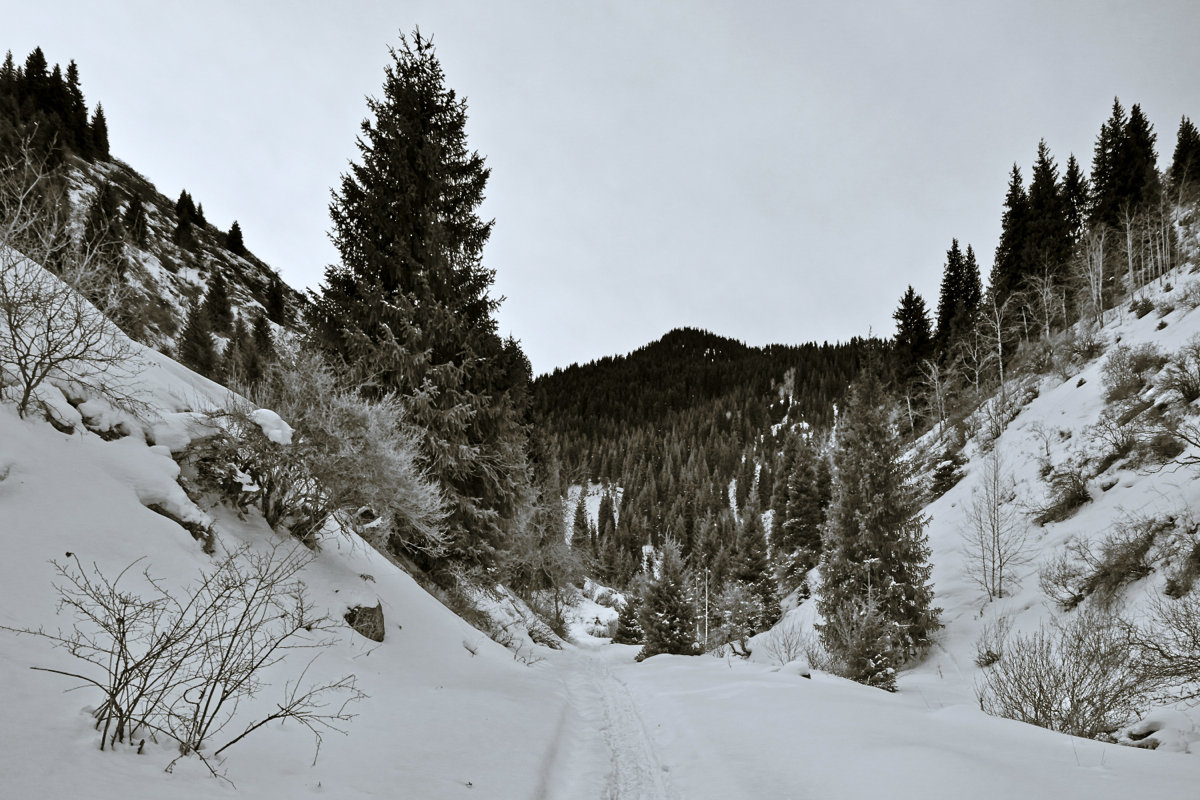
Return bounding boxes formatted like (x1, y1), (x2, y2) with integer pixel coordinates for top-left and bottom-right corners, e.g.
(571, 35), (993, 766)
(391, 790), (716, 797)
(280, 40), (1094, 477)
(546, 646), (675, 800)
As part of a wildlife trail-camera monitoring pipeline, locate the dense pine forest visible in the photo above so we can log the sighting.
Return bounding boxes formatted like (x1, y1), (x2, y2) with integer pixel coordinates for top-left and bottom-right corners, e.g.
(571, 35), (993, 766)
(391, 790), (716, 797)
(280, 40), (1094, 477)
(532, 329), (876, 589)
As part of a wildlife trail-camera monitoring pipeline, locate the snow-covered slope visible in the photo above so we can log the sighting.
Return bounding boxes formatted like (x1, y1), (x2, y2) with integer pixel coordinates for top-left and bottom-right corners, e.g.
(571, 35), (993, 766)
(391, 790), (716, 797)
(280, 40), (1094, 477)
(5, 262), (1200, 798)
(0, 331), (569, 798)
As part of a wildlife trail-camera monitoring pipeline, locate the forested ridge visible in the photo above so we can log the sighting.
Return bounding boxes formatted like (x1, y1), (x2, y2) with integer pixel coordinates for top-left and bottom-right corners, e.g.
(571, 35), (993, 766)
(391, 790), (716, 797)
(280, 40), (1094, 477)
(532, 327), (880, 590)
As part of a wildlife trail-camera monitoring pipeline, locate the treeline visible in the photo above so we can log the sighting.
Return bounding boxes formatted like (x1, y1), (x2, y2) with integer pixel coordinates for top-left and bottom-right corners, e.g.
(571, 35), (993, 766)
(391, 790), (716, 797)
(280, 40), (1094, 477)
(887, 99), (1200, 443)
(0, 47), (108, 163)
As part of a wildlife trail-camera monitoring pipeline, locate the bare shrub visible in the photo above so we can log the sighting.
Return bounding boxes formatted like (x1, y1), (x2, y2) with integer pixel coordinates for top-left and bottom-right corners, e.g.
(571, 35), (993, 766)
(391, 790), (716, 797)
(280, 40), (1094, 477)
(1070, 324), (1106, 362)
(1127, 591), (1200, 700)
(1101, 342), (1165, 403)
(1178, 280), (1200, 310)
(1157, 334), (1200, 403)
(3, 545), (363, 773)
(1039, 515), (1170, 610)
(1033, 459), (1090, 525)
(761, 619), (808, 666)
(1039, 548), (1091, 610)
(976, 608), (1154, 739)
(960, 450), (1031, 601)
(974, 614), (1013, 667)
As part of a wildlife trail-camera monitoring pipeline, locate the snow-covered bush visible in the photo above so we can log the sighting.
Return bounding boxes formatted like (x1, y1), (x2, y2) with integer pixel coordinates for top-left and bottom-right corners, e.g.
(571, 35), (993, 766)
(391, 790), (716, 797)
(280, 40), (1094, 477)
(188, 348), (445, 554)
(977, 608), (1154, 739)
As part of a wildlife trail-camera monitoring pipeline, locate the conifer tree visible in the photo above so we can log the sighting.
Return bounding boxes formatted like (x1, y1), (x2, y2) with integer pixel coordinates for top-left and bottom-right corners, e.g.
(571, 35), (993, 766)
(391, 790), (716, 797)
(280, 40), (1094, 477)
(597, 491), (616, 551)
(613, 579), (646, 644)
(226, 220), (246, 255)
(775, 435), (824, 597)
(177, 302), (217, 377)
(122, 194), (148, 246)
(201, 271), (233, 334)
(991, 164), (1029, 305)
(263, 274), (287, 324)
(636, 542), (695, 660)
(892, 285), (932, 390)
(89, 103), (108, 159)
(223, 314), (251, 388)
(733, 498), (779, 630)
(83, 181), (125, 285)
(1170, 116), (1200, 196)
(64, 59), (90, 158)
(1123, 104), (1160, 208)
(308, 30), (531, 569)
(251, 312), (274, 362)
(816, 367), (939, 690)
(1062, 154), (1089, 244)
(572, 491), (589, 547)
(1024, 140), (1072, 284)
(935, 239), (982, 350)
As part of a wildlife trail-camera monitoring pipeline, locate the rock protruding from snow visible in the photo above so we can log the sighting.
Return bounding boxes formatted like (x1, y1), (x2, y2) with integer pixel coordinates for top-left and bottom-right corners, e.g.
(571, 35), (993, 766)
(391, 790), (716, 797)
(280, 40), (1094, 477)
(344, 602), (386, 642)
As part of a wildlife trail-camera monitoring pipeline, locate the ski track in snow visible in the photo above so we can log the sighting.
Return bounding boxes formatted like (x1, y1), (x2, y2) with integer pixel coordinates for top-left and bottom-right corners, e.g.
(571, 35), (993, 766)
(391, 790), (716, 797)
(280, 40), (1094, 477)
(557, 648), (675, 800)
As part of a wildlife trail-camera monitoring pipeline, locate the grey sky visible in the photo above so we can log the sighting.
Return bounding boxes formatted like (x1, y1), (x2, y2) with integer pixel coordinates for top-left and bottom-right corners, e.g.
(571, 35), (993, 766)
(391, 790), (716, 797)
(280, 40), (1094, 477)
(9, 1), (1200, 373)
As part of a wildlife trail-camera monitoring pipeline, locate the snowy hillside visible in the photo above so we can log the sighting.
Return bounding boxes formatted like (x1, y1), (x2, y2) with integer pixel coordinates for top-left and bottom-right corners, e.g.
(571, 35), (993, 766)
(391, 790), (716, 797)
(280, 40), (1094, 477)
(2, 265), (1199, 798)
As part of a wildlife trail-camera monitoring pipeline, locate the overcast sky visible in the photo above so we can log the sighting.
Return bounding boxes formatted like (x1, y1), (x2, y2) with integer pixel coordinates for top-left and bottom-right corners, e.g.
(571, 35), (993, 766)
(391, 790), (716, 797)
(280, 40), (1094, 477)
(9, 1), (1200, 373)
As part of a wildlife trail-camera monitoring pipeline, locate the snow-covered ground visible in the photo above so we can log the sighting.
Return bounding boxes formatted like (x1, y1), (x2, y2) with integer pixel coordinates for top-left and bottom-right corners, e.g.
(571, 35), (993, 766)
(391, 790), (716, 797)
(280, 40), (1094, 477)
(5, 266), (1200, 797)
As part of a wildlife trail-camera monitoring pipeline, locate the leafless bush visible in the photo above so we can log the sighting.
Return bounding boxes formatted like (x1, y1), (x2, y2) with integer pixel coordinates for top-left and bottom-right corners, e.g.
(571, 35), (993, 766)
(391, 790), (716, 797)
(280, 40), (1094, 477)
(761, 619), (809, 666)
(1101, 342), (1166, 403)
(1157, 334), (1200, 403)
(960, 450), (1031, 601)
(2, 545), (363, 773)
(974, 614), (1012, 667)
(976, 607), (1155, 739)
(1039, 515), (1170, 610)
(1178, 280), (1200, 310)
(1127, 591), (1200, 700)
(1039, 548), (1091, 610)
(1087, 405), (1150, 471)
(1069, 324), (1106, 362)
(1032, 458), (1090, 525)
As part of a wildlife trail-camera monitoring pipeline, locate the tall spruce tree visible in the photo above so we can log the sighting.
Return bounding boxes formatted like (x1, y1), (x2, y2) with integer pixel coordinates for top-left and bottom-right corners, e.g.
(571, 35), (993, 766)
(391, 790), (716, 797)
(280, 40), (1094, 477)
(309, 30), (530, 568)
(226, 220), (246, 255)
(816, 366), (939, 689)
(122, 194), (148, 246)
(89, 103), (108, 159)
(935, 239), (981, 349)
(892, 285), (932, 391)
(990, 164), (1029, 305)
(1061, 154), (1089, 245)
(775, 434), (825, 597)
(1170, 116), (1200, 196)
(177, 302), (217, 377)
(732, 497), (778, 631)
(1024, 140), (1072, 284)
